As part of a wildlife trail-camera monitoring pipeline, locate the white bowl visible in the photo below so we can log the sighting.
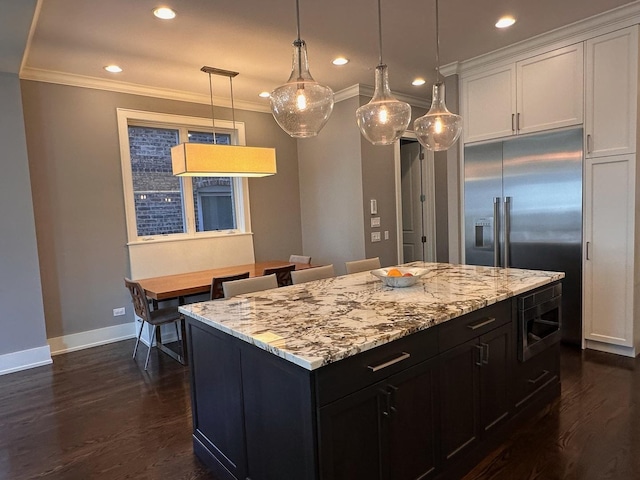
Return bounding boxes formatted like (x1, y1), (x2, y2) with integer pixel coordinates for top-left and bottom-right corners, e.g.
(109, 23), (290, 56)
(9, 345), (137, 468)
(370, 267), (428, 288)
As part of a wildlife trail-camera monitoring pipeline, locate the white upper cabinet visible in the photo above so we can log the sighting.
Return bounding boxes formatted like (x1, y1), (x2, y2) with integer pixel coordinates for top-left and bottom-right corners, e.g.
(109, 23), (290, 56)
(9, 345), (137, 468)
(462, 44), (584, 143)
(585, 26), (638, 158)
(517, 44), (584, 135)
(461, 65), (516, 143)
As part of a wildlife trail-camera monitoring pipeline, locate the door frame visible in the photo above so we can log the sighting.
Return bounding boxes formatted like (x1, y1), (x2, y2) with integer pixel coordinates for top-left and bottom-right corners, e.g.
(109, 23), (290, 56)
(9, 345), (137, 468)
(394, 132), (437, 264)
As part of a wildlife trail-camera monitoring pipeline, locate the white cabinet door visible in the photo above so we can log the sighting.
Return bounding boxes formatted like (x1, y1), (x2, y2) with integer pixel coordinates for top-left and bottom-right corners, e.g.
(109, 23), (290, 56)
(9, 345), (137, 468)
(462, 64), (516, 143)
(585, 26), (638, 158)
(517, 43), (584, 135)
(584, 155), (635, 347)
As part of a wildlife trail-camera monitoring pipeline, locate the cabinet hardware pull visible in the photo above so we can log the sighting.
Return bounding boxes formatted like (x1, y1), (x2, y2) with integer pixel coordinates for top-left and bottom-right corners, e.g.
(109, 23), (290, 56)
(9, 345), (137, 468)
(482, 343), (490, 365)
(528, 369), (550, 385)
(511, 113), (515, 132)
(368, 352), (411, 372)
(388, 384), (399, 415)
(587, 134), (592, 154)
(516, 112), (521, 131)
(475, 344), (483, 366)
(586, 241), (591, 260)
(467, 317), (496, 330)
(381, 389), (392, 416)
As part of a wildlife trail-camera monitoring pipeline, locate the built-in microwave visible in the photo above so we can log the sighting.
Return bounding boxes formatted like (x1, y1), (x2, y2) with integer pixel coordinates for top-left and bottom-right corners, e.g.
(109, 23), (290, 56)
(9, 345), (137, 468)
(518, 283), (562, 362)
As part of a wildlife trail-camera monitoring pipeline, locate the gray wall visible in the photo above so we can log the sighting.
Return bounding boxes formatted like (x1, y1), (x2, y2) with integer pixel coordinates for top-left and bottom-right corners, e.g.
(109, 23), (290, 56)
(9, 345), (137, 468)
(298, 96), (366, 275)
(360, 105), (398, 268)
(21, 80), (301, 339)
(0, 73), (48, 355)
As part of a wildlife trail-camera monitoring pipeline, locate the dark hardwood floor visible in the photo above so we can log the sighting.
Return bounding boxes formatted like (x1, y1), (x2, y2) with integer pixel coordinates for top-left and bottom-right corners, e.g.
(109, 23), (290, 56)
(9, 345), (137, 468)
(1, 340), (639, 479)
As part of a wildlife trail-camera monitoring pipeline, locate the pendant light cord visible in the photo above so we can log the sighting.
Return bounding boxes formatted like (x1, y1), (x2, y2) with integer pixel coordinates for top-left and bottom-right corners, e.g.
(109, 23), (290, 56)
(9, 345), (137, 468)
(208, 72), (217, 145)
(295, 0), (303, 81)
(295, 0), (301, 42)
(377, 0), (383, 66)
(435, 0), (441, 83)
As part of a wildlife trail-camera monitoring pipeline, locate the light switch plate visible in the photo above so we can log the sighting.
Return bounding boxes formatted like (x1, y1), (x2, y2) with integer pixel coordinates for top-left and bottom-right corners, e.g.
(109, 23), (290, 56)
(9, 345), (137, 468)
(371, 217), (381, 227)
(371, 231), (381, 242)
(370, 199), (378, 215)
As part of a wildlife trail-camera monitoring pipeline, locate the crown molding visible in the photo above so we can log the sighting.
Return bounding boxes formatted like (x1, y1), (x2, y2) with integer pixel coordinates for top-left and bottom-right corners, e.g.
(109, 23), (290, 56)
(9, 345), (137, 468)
(457, 1), (640, 75)
(19, 67), (272, 113)
(335, 84), (430, 109)
(440, 62), (460, 77)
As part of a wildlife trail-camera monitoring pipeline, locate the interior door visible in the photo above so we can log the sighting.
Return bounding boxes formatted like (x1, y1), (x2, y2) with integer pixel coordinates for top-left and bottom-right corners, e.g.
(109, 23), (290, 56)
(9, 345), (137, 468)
(401, 140), (426, 262)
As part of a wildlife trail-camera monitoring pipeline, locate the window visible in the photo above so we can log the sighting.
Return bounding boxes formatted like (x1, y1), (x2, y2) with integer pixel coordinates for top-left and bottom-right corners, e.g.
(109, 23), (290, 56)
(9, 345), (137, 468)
(117, 109), (251, 243)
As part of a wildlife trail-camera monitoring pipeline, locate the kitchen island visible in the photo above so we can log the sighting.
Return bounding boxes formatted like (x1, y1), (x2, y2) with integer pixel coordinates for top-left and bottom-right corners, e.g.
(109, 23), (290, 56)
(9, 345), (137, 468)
(179, 262), (564, 480)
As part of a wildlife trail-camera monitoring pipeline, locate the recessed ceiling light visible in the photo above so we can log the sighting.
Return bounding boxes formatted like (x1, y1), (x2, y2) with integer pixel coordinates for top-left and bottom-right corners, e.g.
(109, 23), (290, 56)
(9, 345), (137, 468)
(332, 57), (349, 66)
(495, 16), (516, 29)
(259, 91), (271, 98)
(412, 78), (426, 86)
(104, 65), (123, 73)
(153, 7), (176, 20)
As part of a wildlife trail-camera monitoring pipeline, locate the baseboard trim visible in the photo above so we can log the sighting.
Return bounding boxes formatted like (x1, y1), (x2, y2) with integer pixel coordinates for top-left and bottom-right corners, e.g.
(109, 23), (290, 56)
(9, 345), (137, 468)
(48, 322), (137, 356)
(0, 345), (53, 376)
(0, 321), (180, 375)
(584, 339), (638, 358)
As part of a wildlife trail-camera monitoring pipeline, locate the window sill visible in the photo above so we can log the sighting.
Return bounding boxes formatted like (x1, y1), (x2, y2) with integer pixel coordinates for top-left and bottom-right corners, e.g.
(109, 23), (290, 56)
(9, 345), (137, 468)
(126, 230), (254, 247)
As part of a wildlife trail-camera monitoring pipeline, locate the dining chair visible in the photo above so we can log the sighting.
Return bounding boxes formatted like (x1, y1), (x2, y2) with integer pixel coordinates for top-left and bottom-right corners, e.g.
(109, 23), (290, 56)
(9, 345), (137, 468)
(124, 277), (184, 371)
(263, 264), (296, 287)
(345, 257), (381, 274)
(223, 273), (278, 298)
(289, 254), (312, 264)
(291, 264), (335, 285)
(210, 271), (250, 300)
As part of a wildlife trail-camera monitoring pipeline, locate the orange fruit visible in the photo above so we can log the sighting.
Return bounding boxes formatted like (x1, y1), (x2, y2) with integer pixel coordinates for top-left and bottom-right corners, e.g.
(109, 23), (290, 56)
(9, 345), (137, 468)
(387, 268), (402, 277)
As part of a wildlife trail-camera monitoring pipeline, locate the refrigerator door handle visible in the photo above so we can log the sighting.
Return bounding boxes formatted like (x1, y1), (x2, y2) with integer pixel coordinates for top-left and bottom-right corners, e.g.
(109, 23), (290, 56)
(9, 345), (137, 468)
(493, 197), (501, 267)
(504, 196), (512, 268)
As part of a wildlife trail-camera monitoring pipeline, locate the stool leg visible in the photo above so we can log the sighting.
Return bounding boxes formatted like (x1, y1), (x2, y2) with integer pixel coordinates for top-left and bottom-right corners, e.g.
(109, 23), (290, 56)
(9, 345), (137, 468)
(133, 320), (145, 359)
(145, 326), (156, 371)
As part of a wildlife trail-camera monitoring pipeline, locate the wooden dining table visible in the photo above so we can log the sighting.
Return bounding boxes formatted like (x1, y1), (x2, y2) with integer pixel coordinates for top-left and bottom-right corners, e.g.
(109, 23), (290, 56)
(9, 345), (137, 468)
(137, 260), (313, 301)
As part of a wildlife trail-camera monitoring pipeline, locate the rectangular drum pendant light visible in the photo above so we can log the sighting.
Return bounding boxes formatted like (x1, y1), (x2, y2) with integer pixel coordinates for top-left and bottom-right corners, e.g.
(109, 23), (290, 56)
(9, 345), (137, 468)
(171, 143), (276, 177)
(171, 66), (277, 177)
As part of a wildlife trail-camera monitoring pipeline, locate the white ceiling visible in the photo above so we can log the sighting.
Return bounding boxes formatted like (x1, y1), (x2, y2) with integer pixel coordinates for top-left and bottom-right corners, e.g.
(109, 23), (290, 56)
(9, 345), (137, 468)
(18, 0), (640, 110)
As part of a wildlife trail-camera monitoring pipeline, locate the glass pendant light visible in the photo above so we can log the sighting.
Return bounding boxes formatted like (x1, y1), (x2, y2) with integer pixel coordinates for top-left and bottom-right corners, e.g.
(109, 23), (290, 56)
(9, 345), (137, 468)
(270, 0), (334, 138)
(356, 0), (411, 145)
(413, 0), (462, 151)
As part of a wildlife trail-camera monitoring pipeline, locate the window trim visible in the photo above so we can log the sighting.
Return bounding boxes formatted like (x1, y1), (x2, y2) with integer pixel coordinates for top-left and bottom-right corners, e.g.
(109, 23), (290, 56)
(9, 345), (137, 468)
(116, 108), (252, 245)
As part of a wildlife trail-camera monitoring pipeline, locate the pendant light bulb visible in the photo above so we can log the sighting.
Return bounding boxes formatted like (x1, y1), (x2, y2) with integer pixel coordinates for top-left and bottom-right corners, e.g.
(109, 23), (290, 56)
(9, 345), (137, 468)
(356, 0), (411, 145)
(270, 2), (334, 138)
(414, 82), (462, 151)
(413, 0), (462, 151)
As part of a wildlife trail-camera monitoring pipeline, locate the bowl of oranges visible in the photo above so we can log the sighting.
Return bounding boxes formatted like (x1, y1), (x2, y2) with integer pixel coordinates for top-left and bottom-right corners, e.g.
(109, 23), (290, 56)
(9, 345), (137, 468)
(370, 266), (428, 288)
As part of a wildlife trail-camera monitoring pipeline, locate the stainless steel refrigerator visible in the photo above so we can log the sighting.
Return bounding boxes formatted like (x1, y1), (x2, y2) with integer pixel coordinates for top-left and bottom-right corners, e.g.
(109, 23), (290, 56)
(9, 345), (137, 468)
(464, 127), (583, 345)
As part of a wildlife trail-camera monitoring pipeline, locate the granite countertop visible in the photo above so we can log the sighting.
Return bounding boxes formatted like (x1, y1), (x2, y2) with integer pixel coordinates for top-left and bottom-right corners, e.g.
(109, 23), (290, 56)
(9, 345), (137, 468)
(179, 262), (564, 370)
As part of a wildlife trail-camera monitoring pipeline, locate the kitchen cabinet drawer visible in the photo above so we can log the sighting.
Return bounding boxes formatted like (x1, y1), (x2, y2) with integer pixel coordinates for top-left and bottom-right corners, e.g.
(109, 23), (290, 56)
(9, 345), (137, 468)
(315, 326), (438, 406)
(438, 300), (512, 352)
(513, 343), (560, 410)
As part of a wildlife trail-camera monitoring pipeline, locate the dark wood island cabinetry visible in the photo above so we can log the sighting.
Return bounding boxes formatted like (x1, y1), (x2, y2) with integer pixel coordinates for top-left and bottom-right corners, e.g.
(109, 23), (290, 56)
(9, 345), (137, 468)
(180, 263), (563, 480)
